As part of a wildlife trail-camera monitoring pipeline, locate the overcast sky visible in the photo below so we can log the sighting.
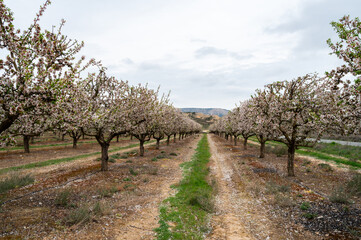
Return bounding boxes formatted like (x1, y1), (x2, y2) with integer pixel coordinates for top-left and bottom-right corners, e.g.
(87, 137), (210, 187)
(6, 0), (361, 109)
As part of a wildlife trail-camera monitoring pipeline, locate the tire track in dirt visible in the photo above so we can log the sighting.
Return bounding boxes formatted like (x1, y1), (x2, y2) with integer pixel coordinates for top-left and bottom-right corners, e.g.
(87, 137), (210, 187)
(114, 135), (202, 240)
(207, 134), (254, 240)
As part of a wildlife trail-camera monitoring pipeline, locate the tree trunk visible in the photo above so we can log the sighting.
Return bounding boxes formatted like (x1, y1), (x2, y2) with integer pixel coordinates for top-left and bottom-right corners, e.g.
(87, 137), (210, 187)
(179, 134), (181, 141)
(287, 144), (296, 176)
(243, 137), (248, 150)
(61, 133), (65, 141)
(167, 136), (170, 146)
(72, 136), (78, 149)
(82, 133), (85, 140)
(234, 136), (237, 146)
(173, 134), (176, 143)
(101, 143), (110, 171)
(260, 141), (265, 158)
(130, 135), (133, 140)
(140, 140), (145, 156)
(23, 135), (30, 153)
(156, 139), (160, 149)
(116, 135), (119, 142)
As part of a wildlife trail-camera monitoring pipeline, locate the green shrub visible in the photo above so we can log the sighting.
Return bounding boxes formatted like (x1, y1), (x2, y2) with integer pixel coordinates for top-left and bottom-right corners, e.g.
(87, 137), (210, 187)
(123, 178), (131, 182)
(347, 174), (361, 196)
(303, 212), (317, 219)
(65, 206), (90, 225)
(125, 160), (133, 163)
(156, 154), (166, 159)
(129, 168), (138, 176)
(0, 174), (34, 194)
(169, 153), (177, 156)
(151, 157), (158, 162)
(300, 202), (310, 210)
(110, 153), (121, 159)
(55, 189), (71, 207)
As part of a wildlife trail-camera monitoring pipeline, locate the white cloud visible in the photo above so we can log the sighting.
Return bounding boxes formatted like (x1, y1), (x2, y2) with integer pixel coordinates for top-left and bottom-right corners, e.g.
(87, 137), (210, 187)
(5, 0), (359, 109)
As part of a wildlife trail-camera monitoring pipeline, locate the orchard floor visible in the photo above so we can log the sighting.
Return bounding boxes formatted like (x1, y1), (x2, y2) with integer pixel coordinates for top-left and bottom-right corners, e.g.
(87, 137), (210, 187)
(207, 134), (361, 240)
(1, 134), (360, 240)
(0, 137), (137, 170)
(0, 135), (201, 239)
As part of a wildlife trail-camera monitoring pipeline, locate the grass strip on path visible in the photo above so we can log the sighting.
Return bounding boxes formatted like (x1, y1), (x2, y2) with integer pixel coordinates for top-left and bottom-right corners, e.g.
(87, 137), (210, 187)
(0, 140), (156, 175)
(155, 134), (213, 240)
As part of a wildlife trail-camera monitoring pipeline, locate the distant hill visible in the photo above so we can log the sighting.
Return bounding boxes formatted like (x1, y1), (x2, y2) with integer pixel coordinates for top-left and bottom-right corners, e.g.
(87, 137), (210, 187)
(182, 112), (220, 130)
(180, 108), (229, 117)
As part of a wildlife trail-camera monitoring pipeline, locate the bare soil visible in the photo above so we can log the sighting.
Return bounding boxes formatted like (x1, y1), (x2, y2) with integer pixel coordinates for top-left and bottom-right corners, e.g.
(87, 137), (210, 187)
(0, 136), (201, 240)
(0, 138), (136, 170)
(207, 135), (361, 240)
(1, 134), (360, 240)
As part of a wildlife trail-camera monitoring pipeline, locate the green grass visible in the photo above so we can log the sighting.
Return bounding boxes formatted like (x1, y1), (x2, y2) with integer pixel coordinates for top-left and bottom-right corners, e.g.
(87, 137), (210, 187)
(155, 134), (213, 240)
(297, 149), (361, 169)
(0, 141), (98, 151)
(248, 137), (361, 169)
(0, 141), (156, 175)
(313, 142), (361, 161)
(0, 136), (132, 151)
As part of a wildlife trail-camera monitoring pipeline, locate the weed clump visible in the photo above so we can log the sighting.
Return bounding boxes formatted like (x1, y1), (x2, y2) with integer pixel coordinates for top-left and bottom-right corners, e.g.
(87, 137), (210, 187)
(302, 212), (317, 220)
(129, 168), (138, 176)
(156, 154), (166, 159)
(93, 201), (111, 216)
(55, 189), (71, 207)
(97, 186), (118, 198)
(300, 202), (310, 210)
(329, 187), (351, 204)
(265, 181), (290, 194)
(266, 145), (287, 157)
(0, 174), (34, 194)
(347, 174), (361, 196)
(169, 153), (177, 156)
(274, 193), (294, 207)
(65, 206), (91, 225)
(318, 163), (333, 172)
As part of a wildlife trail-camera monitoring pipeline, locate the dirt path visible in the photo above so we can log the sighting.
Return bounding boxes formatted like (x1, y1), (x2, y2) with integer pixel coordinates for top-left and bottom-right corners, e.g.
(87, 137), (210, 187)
(207, 135), (255, 240)
(114, 135), (202, 240)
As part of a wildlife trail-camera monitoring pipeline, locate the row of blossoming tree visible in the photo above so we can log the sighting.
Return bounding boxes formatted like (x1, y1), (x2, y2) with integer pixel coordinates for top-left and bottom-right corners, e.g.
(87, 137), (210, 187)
(0, 1), (202, 171)
(210, 15), (361, 177)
